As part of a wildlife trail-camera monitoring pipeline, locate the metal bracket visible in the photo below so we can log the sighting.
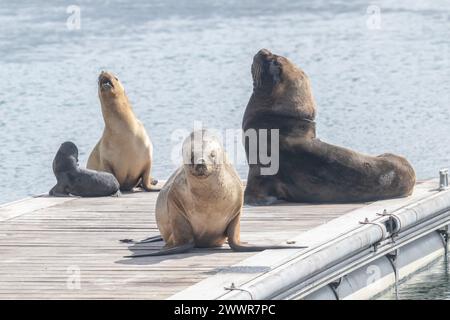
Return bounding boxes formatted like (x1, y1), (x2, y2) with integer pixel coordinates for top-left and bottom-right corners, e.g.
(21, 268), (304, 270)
(376, 209), (401, 236)
(437, 226), (449, 256)
(386, 249), (400, 300)
(224, 282), (254, 300)
(376, 209), (389, 216)
(328, 277), (343, 300)
(439, 168), (449, 191)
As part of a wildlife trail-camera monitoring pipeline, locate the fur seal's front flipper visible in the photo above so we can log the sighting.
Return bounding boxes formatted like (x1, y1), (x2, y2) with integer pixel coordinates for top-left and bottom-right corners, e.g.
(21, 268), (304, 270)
(138, 172), (161, 192)
(125, 243), (195, 258)
(140, 235), (164, 243)
(140, 182), (161, 192)
(49, 190), (70, 197)
(119, 235), (163, 244)
(49, 185), (69, 197)
(226, 214), (307, 252)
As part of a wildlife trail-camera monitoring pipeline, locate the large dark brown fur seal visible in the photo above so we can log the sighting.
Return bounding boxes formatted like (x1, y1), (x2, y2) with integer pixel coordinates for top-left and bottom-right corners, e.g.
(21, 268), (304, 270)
(242, 49), (416, 205)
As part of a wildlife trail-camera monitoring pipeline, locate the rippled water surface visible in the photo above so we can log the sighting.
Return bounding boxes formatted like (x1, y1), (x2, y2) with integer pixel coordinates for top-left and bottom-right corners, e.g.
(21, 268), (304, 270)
(0, 0), (449, 299)
(377, 255), (450, 300)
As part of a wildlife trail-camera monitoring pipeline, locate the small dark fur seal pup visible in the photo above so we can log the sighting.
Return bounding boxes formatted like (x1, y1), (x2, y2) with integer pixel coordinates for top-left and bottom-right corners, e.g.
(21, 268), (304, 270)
(49, 141), (120, 197)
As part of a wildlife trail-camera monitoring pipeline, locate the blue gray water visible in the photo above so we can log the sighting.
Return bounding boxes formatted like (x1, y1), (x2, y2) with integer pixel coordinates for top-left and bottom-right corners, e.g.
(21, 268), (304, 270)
(0, 0), (449, 298)
(376, 255), (450, 300)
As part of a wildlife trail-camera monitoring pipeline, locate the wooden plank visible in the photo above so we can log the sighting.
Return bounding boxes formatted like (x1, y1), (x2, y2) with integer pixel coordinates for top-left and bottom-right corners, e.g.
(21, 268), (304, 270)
(0, 195), (76, 222)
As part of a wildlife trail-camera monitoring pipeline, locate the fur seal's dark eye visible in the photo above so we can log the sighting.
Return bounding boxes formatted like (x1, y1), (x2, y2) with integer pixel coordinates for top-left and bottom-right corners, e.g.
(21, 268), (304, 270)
(114, 77), (118, 81)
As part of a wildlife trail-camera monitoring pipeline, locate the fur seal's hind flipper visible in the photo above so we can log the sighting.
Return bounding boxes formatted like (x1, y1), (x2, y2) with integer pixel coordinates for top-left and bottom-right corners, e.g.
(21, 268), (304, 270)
(140, 235), (164, 243)
(119, 239), (134, 243)
(227, 214), (307, 252)
(229, 242), (307, 252)
(125, 243), (194, 258)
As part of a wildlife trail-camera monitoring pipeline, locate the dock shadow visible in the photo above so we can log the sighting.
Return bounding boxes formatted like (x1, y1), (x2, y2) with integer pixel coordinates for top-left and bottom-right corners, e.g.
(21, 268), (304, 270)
(116, 240), (230, 266)
(116, 241), (273, 278)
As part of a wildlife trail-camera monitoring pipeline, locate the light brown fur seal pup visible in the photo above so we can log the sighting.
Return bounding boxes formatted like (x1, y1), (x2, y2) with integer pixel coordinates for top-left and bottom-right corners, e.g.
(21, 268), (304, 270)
(128, 130), (304, 257)
(243, 49), (416, 205)
(87, 71), (156, 191)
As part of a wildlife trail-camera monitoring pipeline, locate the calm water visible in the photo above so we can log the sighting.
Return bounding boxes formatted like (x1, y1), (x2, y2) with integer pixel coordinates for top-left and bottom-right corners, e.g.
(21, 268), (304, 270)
(0, 0), (449, 298)
(376, 255), (450, 300)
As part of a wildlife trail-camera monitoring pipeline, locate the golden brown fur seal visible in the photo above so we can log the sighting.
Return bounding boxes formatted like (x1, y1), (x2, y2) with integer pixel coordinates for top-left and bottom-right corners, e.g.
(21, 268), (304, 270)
(128, 130), (304, 257)
(87, 71), (156, 191)
(243, 49), (416, 205)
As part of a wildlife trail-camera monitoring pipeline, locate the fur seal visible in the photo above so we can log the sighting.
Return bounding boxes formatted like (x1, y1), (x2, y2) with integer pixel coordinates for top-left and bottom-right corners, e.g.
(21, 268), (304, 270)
(87, 71), (157, 191)
(128, 130), (304, 257)
(50, 141), (120, 197)
(243, 49), (416, 204)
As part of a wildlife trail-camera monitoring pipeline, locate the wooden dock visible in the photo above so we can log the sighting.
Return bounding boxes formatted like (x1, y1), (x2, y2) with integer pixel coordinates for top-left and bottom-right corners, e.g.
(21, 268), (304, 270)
(2, 179), (446, 300)
(0, 184), (364, 299)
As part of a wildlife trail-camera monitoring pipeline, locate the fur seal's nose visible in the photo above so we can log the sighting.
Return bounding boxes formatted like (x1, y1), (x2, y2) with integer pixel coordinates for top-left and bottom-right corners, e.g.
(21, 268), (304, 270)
(257, 49), (272, 57)
(99, 70), (112, 78)
(194, 159), (207, 172)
